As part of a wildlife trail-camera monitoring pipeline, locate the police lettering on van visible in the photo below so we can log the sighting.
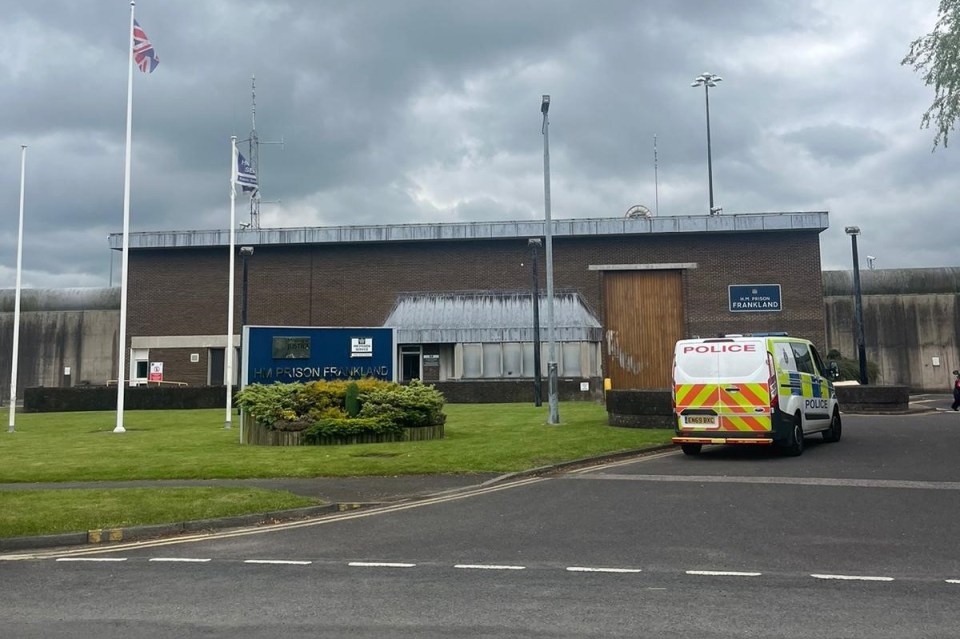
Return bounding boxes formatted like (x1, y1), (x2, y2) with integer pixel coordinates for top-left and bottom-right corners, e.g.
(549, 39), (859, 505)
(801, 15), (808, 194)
(672, 335), (841, 457)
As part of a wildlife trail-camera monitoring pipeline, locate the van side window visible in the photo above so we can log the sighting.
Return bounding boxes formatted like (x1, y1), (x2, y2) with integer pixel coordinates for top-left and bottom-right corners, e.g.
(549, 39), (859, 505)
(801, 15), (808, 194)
(790, 343), (815, 375)
(774, 343), (797, 372)
(810, 346), (828, 377)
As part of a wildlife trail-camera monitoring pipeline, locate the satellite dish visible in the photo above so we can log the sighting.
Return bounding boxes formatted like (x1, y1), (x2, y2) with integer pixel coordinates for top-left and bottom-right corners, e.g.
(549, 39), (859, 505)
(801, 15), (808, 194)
(625, 204), (652, 219)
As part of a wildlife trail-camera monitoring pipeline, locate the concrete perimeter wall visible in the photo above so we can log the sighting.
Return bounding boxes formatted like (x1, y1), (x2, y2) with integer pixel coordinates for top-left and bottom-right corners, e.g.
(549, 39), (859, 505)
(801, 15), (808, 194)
(0, 288), (118, 396)
(2, 267), (958, 396)
(823, 268), (960, 391)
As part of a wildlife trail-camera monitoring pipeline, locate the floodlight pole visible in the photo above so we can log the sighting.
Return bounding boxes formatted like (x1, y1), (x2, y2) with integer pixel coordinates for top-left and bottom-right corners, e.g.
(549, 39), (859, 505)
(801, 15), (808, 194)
(528, 238), (542, 407)
(691, 72), (722, 215)
(541, 95), (560, 424)
(846, 226), (868, 385)
(8, 145), (26, 433)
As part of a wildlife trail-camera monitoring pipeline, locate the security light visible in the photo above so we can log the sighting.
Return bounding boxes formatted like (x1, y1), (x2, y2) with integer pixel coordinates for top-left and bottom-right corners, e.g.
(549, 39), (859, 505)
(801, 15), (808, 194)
(541, 95), (550, 114)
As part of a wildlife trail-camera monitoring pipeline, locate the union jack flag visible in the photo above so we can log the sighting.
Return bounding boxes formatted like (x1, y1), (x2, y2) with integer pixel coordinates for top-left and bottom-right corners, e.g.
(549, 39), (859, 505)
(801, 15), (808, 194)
(133, 19), (159, 73)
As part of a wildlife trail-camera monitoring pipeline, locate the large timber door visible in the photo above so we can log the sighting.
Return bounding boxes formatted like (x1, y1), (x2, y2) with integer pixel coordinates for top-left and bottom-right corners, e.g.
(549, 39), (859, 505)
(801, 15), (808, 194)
(603, 270), (684, 389)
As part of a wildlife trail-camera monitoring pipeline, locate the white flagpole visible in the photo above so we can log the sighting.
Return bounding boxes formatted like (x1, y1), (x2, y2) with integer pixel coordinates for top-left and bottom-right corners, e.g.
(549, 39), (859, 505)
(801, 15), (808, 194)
(225, 136), (237, 429)
(114, 0), (136, 434)
(8, 145), (26, 434)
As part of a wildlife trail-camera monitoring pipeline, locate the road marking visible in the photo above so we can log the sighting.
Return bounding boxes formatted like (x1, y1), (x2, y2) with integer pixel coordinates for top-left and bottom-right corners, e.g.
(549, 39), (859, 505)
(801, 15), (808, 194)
(945, 579), (960, 584)
(244, 559), (312, 565)
(148, 557), (211, 563)
(686, 570), (761, 577)
(55, 557), (127, 562)
(455, 564), (526, 570)
(569, 473), (960, 491)
(11, 476), (549, 561)
(566, 566), (642, 573)
(811, 574), (894, 582)
(349, 562), (416, 568)
(569, 450), (678, 474)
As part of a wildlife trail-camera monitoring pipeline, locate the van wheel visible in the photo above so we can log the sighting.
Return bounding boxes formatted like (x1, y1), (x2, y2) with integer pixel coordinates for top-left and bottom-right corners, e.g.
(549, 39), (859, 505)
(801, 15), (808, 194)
(782, 413), (804, 456)
(680, 443), (702, 456)
(823, 410), (842, 443)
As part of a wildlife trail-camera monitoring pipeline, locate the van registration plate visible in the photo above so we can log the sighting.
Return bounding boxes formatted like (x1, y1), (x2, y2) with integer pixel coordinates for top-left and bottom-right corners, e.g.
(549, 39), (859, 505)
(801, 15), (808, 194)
(684, 415), (717, 427)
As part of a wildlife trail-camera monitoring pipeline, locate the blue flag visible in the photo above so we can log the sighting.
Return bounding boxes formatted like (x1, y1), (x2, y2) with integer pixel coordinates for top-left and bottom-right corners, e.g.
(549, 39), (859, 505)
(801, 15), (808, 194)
(235, 151), (258, 193)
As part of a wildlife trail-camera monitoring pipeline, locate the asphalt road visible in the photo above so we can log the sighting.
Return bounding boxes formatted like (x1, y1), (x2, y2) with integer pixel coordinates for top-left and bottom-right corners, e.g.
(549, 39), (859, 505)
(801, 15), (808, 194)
(3, 411), (960, 638)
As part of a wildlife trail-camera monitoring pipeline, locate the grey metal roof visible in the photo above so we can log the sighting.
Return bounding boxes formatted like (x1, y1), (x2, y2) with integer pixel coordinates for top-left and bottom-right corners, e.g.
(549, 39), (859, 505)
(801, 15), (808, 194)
(384, 291), (602, 344)
(108, 212), (829, 250)
(0, 287), (119, 312)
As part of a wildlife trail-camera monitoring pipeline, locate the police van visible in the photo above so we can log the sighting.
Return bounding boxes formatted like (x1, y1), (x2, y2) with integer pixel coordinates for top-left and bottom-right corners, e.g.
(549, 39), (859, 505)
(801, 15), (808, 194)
(672, 334), (841, 456)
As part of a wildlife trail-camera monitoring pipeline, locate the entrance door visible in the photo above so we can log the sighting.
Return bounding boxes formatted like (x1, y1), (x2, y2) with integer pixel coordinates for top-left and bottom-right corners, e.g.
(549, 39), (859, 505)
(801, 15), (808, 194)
(400, 345), (422, 382)
(130, 348), (149, 386)
(603, 270), (684, 389)
(209, 348), (225, 385)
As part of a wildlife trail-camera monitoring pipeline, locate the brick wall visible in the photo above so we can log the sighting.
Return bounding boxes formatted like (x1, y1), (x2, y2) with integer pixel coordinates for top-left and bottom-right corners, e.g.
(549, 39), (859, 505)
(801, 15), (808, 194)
(127, 230), (827, 370)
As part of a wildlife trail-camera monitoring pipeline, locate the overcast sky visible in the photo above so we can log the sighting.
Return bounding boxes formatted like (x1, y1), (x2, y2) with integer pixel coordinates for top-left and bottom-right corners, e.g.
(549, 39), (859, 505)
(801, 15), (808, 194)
(0, 0), (954, 289)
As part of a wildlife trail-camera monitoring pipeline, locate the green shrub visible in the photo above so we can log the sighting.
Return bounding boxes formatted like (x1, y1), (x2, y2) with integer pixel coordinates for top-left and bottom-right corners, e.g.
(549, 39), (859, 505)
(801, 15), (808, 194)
(358, 379), (446, 428)
(302, 417), (403, 443)
(826, 351), (881, 384)
(344, 382), (360, 417)
(234, 383), (299, 425)
(235, 379), (446, 432)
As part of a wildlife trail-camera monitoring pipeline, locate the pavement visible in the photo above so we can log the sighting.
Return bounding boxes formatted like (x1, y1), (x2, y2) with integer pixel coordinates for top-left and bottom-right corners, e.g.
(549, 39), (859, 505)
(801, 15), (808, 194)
(1, 393), (954, 553)
(0, 445), (673, 553)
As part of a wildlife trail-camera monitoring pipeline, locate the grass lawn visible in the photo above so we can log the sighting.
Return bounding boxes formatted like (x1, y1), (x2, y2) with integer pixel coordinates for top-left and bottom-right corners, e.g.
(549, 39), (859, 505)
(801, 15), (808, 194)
(0, 402), (673, 482)
(0, 487), (318, 538)
(0, 402), (672, 539)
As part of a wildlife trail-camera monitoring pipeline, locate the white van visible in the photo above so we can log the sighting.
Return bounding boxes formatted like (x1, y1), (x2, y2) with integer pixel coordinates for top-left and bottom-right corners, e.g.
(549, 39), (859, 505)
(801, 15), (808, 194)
(672, 335), (841, 456)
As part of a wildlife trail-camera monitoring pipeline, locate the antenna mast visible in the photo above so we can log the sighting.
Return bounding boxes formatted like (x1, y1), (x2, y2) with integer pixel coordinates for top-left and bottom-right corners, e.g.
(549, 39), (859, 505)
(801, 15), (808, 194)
(244, 74), (283, 230)
(654, 134), (659, 216)
(248, 76), (261, 229)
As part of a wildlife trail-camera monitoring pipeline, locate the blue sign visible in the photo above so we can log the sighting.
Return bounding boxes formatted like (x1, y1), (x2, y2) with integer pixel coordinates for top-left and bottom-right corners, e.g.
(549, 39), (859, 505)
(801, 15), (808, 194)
(241, 326), (396, 386)
(728, 284), (782, 312)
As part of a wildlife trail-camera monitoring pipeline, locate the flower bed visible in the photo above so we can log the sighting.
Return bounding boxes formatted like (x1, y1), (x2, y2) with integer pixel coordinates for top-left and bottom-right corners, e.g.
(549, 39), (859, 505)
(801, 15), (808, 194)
(235, 379), (446, 446)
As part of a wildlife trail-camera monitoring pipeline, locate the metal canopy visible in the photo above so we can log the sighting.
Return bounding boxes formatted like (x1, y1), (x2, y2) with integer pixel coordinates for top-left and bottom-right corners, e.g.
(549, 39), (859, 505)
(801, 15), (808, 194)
(384, 291), (602, 344)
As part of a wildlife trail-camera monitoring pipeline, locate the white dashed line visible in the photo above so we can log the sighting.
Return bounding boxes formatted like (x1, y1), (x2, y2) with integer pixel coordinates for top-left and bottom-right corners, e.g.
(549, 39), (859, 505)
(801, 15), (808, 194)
(148, 557), (211, 563)
(566, 566), (642, 574)
(55, 557), (127, 562)
(348, 562), (417, 568)
(810, 574), (894, 582)
(244, 559), (312, 565)
(945, 579), (960, 584)
(454, 564), (526, 571)
(686, 570), (762, 577)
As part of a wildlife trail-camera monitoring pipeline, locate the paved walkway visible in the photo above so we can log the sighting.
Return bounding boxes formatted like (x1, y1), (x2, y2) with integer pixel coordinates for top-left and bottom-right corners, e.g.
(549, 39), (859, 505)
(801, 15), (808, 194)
(0, 474), (501, 505)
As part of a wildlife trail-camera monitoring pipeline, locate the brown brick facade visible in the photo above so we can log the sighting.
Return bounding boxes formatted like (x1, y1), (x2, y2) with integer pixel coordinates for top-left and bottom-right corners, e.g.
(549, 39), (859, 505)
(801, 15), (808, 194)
(126, 229), (827, 383)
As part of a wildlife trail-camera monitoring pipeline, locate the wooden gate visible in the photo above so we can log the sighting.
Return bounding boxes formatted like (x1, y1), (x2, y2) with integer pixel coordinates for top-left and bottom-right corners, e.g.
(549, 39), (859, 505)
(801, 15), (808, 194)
(603, 270), (684, 389)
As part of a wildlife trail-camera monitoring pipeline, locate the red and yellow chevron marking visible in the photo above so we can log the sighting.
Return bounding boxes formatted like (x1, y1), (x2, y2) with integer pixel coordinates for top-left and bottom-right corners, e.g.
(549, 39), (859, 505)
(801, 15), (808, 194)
(674, 384), (719, 410)
(718, 415), (771, 432)
(718, 383), (769, 413)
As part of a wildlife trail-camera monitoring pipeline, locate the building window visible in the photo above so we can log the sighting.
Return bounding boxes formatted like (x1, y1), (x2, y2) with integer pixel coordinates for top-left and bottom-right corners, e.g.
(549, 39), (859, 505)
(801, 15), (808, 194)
(502, 343), (522, 377)
(462, 344), (482, 378)
(522, 342), (537, 378)
(482, 344), (501, 379)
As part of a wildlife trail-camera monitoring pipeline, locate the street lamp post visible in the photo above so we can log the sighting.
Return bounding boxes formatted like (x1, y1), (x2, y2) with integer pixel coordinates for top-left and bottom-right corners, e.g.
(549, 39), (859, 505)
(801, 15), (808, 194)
(845, 226), (868, 385)
(528, 238), (543, 407)
(540, 94), (560, 424)
(240, 246), (254, 329)
(238, 246), (254, 399)
(691, 72), (722, 215)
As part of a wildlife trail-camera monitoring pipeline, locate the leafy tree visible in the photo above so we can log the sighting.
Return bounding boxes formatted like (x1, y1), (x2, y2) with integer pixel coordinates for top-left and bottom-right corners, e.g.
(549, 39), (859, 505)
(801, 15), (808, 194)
(903, 0), (960, 148)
